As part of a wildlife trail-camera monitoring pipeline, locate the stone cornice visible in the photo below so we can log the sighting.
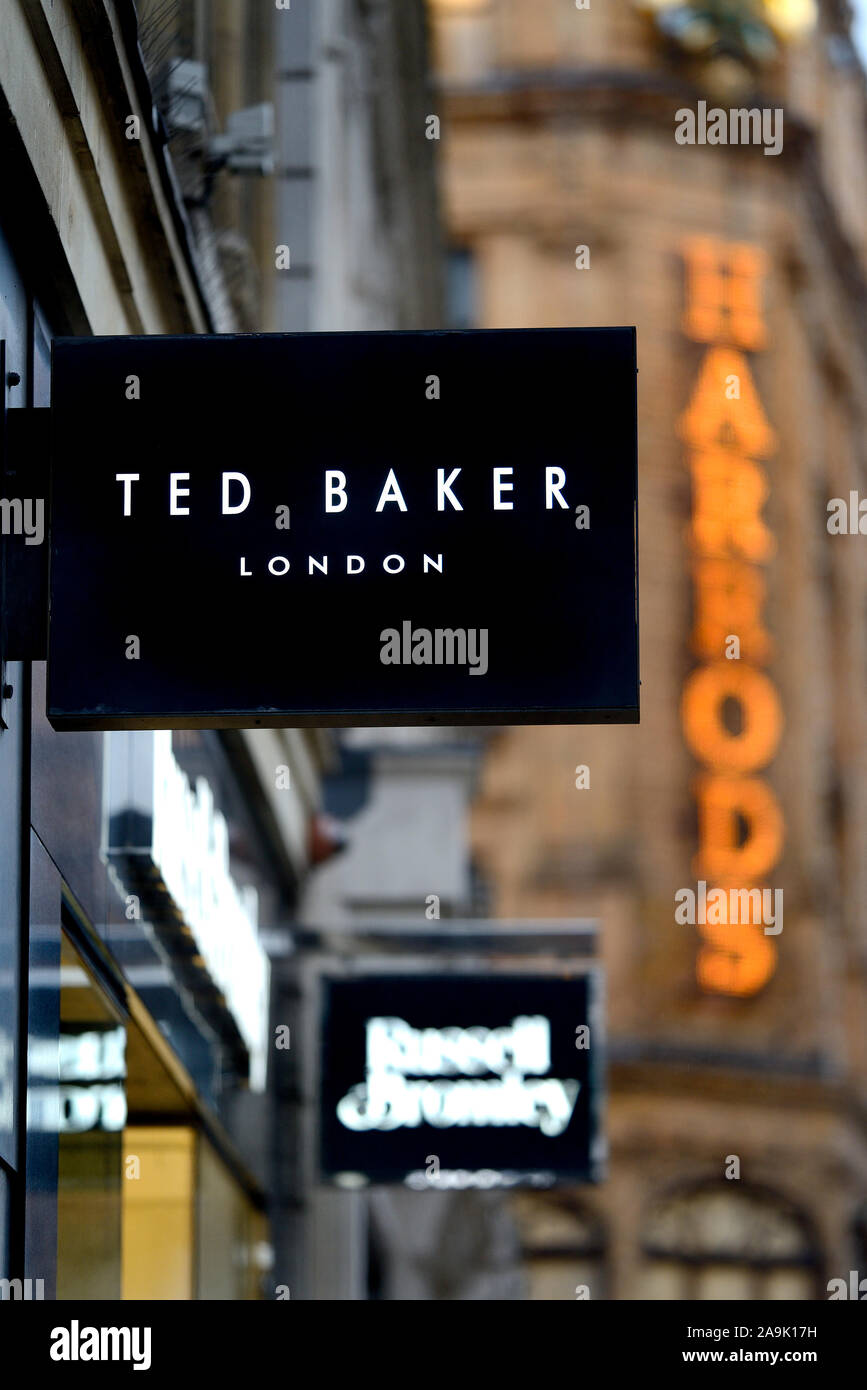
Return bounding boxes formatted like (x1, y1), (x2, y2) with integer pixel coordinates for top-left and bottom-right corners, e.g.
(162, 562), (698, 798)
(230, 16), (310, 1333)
(436, 69), (867, 367)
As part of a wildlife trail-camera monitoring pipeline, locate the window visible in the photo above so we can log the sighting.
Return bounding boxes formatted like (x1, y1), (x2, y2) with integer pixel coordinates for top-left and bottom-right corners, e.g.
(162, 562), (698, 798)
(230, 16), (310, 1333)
(641, 1182), (821, 1299)
(510, 1191), (607, 1300)
(56, 935), (126, 1300)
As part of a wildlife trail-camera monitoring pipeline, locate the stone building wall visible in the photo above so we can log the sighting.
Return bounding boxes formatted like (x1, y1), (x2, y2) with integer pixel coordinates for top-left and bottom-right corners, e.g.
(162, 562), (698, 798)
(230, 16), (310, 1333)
(430, 0), (867, 1297)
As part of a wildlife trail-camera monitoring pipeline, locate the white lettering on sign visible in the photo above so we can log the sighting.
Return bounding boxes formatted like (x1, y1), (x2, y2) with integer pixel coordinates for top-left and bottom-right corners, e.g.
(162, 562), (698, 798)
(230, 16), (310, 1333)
(113, 468), (573, 516)
(27, 1028), (128, 1133)
(151, 733), (269, 1090)
(336, 1016), (580, 1136)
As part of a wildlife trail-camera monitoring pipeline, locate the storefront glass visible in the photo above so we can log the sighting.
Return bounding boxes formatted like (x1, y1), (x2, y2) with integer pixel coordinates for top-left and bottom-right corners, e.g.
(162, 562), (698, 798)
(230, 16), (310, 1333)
(56, 935), (124, 1300)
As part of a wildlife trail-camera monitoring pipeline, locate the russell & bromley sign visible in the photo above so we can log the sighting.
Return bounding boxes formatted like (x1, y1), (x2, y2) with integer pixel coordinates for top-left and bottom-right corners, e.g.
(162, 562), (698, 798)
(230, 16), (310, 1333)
(319, 972), (603, 1187)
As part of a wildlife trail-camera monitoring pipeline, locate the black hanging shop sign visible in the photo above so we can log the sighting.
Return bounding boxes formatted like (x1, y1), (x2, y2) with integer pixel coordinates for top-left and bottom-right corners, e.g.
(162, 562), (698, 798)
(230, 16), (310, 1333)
(319, 972), (604, 1187)
(47, 328), (638, 728)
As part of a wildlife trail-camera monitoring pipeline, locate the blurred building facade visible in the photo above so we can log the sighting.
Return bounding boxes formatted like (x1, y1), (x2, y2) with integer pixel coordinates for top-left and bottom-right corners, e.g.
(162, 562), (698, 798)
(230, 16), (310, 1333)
(0, 0), (440, 1299)
(425, 0), (867, 1297)
(293, 726), (528, 1300)
(8, 0), (865, 1306)
(0, 0), (334, 1298)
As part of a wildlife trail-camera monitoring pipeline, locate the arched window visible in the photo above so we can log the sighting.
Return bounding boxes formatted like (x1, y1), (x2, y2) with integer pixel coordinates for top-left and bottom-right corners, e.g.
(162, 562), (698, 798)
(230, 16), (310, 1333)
(641, 1182), (821, 1299)
(509, 1192), (607, 1301)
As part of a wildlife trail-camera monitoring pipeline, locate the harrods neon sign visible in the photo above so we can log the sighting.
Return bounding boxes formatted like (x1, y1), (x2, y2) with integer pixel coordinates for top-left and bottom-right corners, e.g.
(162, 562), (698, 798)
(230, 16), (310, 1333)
(678, 237), (784, 997)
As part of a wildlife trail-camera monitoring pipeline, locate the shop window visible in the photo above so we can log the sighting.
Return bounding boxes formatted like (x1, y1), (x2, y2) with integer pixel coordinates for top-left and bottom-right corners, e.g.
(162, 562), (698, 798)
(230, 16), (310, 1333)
(122, 1127), (195, 1300)
(53, 928), (267, 1301)
(196, 1136), (268, 1300)
(56, 936), (126, 1300)
(510, 1191), (607, 1300)
(122, 1010), (268, 1300)
(640, 1182), (820, 1300)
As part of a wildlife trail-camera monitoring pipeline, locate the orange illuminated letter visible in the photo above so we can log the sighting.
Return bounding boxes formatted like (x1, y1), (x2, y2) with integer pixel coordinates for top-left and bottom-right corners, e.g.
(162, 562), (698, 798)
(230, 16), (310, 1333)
(687, 449), (775, 563)
(681, 237), (768, 351)
(691, 559), (772, 663)
(682, 663), (783, 772)
(696, 922), (777, 997)
(679, 348), (777, 459)
(693, 773), (784, 880)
